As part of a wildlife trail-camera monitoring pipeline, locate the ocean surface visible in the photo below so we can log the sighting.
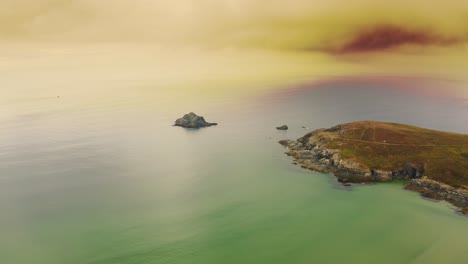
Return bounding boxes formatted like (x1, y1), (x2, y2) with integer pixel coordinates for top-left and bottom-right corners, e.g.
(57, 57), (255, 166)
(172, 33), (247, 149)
(1, 49), (467, 263)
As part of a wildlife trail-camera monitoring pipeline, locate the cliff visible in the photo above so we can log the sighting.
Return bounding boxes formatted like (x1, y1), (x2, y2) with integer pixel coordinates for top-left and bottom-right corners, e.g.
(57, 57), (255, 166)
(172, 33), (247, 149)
(279, 121), (468, 214)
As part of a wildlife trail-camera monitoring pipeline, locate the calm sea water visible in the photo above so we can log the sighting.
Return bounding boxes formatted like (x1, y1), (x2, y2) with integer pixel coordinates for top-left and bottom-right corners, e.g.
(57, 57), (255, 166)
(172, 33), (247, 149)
(0, 74), (467, 264)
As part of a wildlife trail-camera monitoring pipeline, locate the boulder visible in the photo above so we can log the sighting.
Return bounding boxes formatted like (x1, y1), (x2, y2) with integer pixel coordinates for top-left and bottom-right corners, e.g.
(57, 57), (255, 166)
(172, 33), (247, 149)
(174, 112), (217, 128)
(278, 139), (294, 146)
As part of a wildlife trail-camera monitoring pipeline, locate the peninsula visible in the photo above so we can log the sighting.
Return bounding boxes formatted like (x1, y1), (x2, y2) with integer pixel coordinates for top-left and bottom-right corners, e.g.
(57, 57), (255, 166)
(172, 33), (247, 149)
(279, 121), (468, 214)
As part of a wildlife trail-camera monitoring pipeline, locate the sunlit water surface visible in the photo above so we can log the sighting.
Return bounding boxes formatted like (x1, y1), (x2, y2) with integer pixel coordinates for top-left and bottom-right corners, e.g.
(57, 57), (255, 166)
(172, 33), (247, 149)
(0, 48), (467, 264)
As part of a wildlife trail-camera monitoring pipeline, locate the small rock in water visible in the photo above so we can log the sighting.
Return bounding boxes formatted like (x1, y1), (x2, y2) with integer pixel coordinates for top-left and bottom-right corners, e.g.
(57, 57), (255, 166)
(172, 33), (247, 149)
(276, 125), (288, 130)
(174, 112), (217, 128)
(278, 139), (293, 146)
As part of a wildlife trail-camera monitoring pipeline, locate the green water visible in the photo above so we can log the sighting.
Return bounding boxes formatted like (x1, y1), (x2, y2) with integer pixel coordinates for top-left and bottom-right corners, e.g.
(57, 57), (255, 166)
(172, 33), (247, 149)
(1, 80), (467, 264)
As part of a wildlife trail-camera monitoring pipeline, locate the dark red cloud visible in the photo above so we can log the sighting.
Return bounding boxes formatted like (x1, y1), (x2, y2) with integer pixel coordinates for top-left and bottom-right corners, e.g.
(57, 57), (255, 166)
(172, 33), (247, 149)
(335, 25), (463, 53)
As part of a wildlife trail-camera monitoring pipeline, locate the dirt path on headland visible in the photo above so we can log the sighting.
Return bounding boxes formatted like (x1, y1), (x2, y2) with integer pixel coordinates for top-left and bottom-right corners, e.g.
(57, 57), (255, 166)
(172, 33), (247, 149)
(338, 137), (468, 169)
(338, 137), (467, 147)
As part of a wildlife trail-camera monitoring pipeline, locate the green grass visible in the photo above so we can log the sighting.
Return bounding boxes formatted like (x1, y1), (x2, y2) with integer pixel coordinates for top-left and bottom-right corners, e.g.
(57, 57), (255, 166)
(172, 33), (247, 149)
(315, 121), (468, 188)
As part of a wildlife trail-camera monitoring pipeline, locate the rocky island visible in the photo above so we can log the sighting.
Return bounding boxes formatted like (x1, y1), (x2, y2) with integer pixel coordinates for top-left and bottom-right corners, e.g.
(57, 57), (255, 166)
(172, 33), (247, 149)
(174, 112), (217, 128)
(279, 121), (468, 214)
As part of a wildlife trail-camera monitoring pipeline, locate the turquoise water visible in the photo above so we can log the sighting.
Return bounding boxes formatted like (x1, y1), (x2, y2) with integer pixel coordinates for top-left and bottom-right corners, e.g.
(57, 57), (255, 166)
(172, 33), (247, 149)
(1, 79), (467, 264)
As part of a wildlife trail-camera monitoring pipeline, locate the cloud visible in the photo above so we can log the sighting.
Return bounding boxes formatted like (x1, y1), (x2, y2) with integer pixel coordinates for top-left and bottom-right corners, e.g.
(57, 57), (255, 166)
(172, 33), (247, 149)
(0, 0), (95, 37)
(330, 25), (468, 54)
(0, 0), (467, 54)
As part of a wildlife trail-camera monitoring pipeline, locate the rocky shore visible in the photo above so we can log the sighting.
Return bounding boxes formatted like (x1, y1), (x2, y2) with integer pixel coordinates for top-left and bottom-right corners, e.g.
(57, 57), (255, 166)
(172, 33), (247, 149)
(405, 178), (468, 212)
(279, 121), (468, 214)
(279, 137), (425, 183)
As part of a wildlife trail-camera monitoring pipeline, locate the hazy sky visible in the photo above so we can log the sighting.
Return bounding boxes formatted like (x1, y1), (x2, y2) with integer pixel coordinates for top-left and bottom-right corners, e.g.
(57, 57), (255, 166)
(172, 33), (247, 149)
(1, 1), (468, 108)
(2, 0), (468, 52)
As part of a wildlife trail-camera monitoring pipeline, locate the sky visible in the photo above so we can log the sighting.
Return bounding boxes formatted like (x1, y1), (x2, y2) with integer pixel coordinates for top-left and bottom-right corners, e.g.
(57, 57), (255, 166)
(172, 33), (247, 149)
(1, 0), (468, 52)
(1, 0), (468, 100)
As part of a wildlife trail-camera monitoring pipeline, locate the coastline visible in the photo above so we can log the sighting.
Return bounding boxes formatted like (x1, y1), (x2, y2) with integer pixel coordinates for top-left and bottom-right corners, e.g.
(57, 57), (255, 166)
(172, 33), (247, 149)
(279, 121), (468, 215)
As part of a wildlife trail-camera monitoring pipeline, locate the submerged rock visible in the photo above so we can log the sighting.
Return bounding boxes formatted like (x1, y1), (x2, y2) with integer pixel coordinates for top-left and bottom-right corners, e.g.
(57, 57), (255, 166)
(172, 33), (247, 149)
(276, 125), (288, 130)
(174, 112), (217, 128)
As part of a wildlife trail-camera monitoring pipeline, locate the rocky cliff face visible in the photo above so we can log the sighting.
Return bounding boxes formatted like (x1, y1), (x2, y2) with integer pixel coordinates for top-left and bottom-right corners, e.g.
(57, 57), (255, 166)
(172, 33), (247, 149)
(279, 122), (468, 215)
(174, 112), (217, 128)
(406, 178), (468, 210)
(279, 134), (425, 183)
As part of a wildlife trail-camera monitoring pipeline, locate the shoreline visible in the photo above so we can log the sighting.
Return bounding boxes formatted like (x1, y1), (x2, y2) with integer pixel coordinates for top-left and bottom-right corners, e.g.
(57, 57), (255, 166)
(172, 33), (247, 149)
(279, 122), (468, 215)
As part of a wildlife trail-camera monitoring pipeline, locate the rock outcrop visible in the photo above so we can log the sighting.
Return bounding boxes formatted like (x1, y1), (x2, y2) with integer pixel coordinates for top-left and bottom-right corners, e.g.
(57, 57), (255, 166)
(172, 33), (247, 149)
(280, 134), (424, 183)
(279, 121), (468, 215)
(174, 112), (217, 128)
(405, 178), (468, 214)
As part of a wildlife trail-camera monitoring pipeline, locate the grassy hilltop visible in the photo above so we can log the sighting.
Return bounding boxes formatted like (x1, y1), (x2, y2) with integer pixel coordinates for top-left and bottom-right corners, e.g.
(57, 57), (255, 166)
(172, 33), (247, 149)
(312, 121), (468, 188)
